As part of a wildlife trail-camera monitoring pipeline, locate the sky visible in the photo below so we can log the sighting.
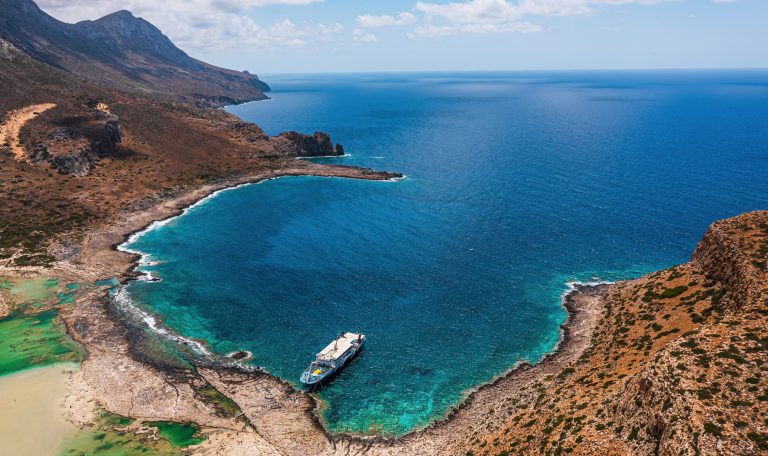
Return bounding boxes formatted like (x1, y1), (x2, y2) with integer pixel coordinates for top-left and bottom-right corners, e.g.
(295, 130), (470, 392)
(38, 0), (768, 74)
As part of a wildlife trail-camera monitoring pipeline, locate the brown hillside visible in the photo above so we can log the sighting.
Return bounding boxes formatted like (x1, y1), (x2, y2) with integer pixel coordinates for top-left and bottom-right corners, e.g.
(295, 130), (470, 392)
(0, 39), (392, 268)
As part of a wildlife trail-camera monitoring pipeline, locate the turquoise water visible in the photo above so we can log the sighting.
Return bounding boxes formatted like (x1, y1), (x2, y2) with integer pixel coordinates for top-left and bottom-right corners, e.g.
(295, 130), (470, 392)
(123, 71), (768, 435)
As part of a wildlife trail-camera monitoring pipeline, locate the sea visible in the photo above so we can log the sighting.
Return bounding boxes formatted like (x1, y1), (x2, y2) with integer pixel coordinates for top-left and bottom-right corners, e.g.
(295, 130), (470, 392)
(120, 71), (768, 436)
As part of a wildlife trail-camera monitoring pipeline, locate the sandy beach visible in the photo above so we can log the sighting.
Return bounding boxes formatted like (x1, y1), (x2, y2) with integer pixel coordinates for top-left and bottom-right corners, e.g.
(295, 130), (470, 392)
(0, 363), (79, 456)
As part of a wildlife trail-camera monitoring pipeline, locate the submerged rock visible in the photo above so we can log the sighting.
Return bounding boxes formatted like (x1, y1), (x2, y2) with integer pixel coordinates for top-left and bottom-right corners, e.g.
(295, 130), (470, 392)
(226, 350), (253, 361)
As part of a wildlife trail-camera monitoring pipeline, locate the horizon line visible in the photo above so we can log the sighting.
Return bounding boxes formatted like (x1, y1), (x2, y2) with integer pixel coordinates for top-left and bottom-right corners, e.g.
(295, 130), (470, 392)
(252, 67), (768, 77)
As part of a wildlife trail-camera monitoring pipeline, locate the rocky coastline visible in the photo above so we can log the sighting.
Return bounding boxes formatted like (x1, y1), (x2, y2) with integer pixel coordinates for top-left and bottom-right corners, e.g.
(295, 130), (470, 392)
(0, 153), (612, 455)
(65, 212), (768, 455)
(3, 177), (766, 455)
(2, 9), (765, 447)
(50, 217), (611, 456)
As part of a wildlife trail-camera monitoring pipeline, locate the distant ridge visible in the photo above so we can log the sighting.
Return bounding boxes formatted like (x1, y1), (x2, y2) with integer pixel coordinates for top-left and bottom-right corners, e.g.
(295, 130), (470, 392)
(0, 0), (270, 107)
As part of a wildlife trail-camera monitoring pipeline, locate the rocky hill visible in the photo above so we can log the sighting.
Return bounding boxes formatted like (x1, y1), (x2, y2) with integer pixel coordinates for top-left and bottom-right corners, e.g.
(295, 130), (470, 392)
(0, 0), (270, 107)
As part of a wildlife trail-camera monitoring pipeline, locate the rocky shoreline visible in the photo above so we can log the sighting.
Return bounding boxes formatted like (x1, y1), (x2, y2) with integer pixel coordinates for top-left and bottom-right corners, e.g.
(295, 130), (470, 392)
(0, 160), (612, 455)
(5, 179), (765, 455)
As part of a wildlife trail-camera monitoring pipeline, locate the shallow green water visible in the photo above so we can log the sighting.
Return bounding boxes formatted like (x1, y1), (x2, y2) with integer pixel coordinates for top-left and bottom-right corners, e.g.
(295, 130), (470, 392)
(95, 278), (120, 288)
(0, 309), (83, 376)
(146, 422), (206, 448)
(6, 277), (60, 302)
(59, 413), (182, 456)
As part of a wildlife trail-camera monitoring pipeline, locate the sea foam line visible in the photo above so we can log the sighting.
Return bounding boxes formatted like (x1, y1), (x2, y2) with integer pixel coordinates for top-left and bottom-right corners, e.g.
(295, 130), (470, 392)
(296, 153), (352, 159)
(537, 278), (616, 365)
(112, 285), (259, 371)
(114, 179), (281, 368)
(119, 179), (268, 255)
(112, 285), (211, 356)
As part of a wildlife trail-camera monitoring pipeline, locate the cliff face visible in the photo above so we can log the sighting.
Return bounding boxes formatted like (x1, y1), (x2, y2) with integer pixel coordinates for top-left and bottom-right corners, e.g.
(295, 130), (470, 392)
(692, 214), (768, 312)
(0, 0), (270, 107)
(74, 10), (200, 72)
(470, 211), (768, 456)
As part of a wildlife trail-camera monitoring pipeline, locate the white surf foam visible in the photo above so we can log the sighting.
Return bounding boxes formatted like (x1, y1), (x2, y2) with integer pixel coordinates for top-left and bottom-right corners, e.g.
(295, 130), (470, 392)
(562, 278), (615, 298)
(113, 173), (401, 372)
(111, 286), (260, 371)
(295, 153), (352, 159)
(112, 286), (211, 355)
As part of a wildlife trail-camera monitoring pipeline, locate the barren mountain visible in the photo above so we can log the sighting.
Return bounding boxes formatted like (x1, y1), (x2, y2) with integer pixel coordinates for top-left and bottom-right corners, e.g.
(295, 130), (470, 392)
(0, 0), (270, 107)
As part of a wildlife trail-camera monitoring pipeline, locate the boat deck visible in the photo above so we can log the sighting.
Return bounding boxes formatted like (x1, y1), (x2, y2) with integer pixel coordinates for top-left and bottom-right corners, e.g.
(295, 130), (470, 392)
(317, 332), (362, 361)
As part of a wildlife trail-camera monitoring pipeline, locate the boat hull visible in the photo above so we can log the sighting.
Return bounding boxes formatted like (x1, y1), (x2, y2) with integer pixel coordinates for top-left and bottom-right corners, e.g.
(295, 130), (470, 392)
(300, 337), (364, 386)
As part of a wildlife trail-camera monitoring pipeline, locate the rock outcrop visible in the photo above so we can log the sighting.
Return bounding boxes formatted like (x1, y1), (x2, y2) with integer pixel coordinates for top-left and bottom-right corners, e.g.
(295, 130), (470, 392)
(692, 213), (768, 311)
(270, 131), (345, 157)
(31, 111), (122, 176)
(0, 38), (27, 62)
(589, 213), (768, 455)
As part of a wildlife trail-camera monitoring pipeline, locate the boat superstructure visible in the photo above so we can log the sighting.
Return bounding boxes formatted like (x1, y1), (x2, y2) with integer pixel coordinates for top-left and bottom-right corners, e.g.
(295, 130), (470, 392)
(300, 332), (365, 386)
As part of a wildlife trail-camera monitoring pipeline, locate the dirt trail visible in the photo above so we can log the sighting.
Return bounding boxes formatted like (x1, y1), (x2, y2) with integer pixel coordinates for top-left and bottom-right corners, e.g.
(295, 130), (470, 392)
(0, 103), (56, 160)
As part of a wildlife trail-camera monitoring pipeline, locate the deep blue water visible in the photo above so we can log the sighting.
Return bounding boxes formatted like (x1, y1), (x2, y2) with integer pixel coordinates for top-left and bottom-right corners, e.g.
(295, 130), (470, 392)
(124, 71), (768, 435)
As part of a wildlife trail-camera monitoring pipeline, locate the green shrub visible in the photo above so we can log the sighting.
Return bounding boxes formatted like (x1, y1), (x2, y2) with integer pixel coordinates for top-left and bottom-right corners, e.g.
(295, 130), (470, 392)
(747, 432), (768, 450)
(661, 286), (688, 299)
(697, 388), (713, 400)
(559, 367), (576, 379)
(704, 422), (722, 437)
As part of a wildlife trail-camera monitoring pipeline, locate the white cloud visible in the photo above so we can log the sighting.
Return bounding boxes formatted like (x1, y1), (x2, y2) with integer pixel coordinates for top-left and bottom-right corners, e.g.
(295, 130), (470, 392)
(37, 0), (691, 48)
(353, 29), (381, 43)
(37, 0), (333, 51)
(356, 12), (417, 28)
(409, 21), (541, 38)
(407, 0), (675, 38)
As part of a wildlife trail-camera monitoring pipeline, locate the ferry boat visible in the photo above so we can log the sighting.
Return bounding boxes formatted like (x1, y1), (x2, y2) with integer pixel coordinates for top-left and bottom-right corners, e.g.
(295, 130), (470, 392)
(300, 332), (365, 386)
